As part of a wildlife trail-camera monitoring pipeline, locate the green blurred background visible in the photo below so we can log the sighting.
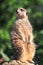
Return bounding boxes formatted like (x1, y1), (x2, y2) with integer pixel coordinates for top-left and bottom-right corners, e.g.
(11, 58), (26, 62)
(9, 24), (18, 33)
(0, 0), (43, 65)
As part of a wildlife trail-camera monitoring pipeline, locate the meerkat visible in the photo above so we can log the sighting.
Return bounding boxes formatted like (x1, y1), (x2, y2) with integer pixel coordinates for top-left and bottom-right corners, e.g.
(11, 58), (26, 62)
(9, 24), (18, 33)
(11, 8), (36, 62)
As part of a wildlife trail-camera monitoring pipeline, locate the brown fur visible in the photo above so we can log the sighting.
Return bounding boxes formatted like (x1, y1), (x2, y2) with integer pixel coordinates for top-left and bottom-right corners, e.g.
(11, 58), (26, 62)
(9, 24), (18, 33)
(11, 8), (36, 62)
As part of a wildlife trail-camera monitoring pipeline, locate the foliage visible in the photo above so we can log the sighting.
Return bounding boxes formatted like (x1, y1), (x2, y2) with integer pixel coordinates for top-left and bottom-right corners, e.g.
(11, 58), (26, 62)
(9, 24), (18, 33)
(0, 0), (43, 65)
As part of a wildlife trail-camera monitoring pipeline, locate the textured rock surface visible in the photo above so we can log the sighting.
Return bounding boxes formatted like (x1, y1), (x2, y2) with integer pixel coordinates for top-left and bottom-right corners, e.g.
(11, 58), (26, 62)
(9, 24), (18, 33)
(2, 60), (38, 65)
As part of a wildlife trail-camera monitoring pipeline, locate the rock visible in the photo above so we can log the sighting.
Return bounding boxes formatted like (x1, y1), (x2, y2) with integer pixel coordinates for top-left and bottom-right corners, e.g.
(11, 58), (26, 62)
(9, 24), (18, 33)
(2, 60), (36, 65)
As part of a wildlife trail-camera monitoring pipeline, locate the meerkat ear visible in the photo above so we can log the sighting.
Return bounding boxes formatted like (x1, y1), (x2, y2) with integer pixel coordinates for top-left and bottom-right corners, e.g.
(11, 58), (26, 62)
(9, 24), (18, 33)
(26, 12), (28, 15)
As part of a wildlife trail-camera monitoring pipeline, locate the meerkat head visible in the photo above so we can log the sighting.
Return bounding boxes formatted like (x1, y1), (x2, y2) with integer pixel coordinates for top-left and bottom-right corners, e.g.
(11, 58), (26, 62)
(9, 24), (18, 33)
(16, 8), (28, 19)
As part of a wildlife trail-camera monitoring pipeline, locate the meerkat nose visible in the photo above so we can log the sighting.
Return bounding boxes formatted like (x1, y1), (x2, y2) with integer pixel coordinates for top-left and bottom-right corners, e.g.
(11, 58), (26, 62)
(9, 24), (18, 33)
(16, 10), (19, 13)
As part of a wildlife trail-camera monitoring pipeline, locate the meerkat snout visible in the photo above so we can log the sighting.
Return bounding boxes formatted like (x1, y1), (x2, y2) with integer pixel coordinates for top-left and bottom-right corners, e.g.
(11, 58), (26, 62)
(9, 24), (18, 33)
(16, 10), (19, 14)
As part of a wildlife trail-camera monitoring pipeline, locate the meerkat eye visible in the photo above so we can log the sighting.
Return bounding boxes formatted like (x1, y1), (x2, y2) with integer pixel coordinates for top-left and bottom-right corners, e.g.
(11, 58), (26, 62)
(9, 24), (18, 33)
(20, 9), (24, 11)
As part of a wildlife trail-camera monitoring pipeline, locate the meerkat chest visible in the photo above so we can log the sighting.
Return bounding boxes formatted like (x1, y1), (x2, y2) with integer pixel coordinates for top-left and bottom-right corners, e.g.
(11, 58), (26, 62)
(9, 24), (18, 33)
(16, 19), (32, 33)
(15, 19), (33, 43)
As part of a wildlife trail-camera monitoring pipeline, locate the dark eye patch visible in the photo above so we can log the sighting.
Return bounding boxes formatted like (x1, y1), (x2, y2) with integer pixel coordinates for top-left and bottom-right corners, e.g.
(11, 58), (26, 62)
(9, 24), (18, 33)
(20, 9), (24, 11)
